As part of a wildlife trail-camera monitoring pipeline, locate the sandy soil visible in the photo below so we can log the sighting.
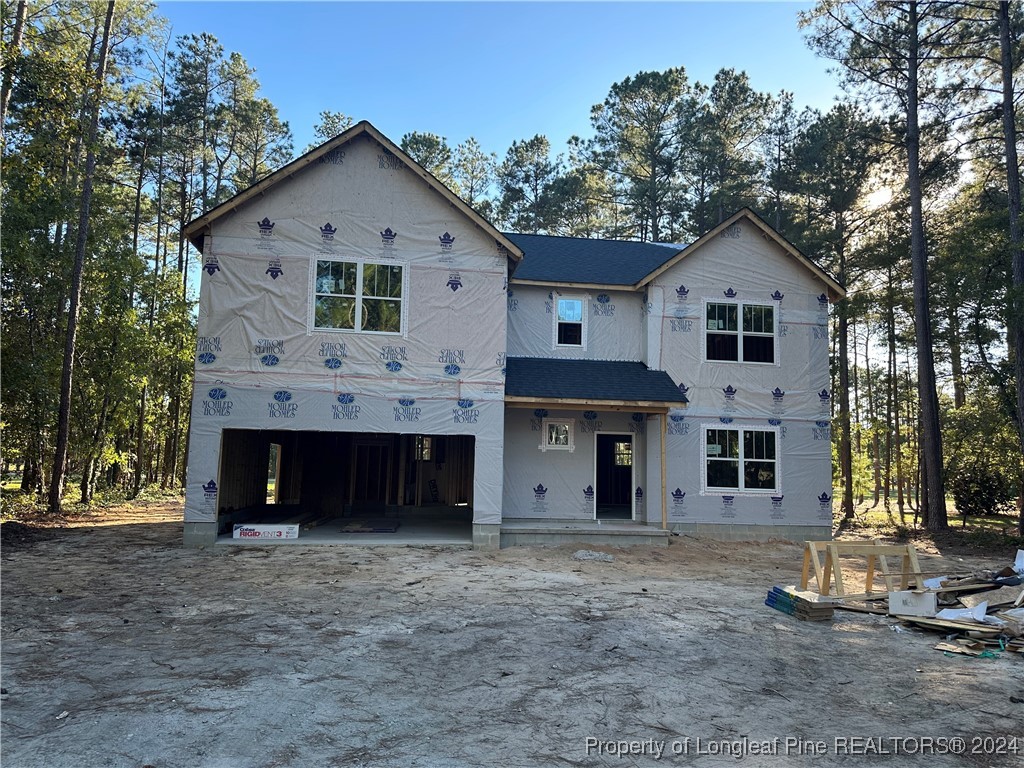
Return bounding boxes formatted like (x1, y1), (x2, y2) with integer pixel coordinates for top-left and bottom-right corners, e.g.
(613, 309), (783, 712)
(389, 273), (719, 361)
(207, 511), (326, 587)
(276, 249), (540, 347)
(2, 502), (1022, 768)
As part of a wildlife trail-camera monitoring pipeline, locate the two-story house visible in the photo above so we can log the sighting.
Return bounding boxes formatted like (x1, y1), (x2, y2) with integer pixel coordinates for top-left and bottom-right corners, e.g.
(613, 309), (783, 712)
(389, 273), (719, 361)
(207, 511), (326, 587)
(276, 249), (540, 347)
(181, 121), (843, 549)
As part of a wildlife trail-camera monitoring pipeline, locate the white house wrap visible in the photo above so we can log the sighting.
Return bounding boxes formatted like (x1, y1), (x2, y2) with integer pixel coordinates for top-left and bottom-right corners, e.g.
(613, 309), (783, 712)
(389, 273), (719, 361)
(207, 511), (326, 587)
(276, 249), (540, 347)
(182, 121), (843, 548)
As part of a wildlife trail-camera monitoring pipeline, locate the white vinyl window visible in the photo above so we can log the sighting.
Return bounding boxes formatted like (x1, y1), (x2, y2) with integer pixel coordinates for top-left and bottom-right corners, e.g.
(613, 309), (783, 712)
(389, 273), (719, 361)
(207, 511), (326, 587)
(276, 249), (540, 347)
(705, 300), (777, 364)
(703, 426), (778, 493)
(540, 418), (575, 452)
(553, 294), (587, 349)
(313, 259), (406, 334)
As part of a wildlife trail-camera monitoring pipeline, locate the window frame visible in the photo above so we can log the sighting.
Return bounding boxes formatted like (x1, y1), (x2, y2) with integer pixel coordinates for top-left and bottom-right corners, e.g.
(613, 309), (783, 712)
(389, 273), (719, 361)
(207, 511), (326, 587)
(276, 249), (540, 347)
(700, 424), (780, 494)
(310, 257), (409, 336)
(552, 293), (588, 350)
(703, 298), (779, 365)
(540, 418), (576, 452)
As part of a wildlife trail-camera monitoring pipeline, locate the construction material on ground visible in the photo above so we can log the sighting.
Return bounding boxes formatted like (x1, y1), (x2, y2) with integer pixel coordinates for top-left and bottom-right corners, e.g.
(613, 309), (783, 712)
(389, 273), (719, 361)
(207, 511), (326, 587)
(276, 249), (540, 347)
(788, 546), (1024, 657)
(800, 540), (925, 598)
(572, 549), (615, 562)
(232, 523), (300, 539)
(958, 585), (1024, 610)
(340, 519), (401, 533)
(765, 585), (835, 622)
(888, 589), (938, 617)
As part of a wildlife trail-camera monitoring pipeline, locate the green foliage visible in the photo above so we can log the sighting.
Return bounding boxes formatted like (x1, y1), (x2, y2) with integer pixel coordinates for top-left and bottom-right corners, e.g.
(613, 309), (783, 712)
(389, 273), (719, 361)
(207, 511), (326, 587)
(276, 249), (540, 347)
(308, 109), (354, 150)
(496, 135), (562, 233)
(950, 468), (1015, 518)
(400, 131), (454, 187)
(1, 1), (287, 508)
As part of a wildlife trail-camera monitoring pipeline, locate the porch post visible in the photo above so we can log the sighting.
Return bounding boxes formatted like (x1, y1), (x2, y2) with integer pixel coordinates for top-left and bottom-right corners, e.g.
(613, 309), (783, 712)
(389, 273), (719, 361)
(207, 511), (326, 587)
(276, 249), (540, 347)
(660, 412), (668, 530)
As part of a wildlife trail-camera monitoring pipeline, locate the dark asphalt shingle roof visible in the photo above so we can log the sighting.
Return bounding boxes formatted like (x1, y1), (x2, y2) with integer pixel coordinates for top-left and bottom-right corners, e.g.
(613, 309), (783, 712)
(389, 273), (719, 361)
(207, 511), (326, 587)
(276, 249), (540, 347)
(503, 232), (682, 285)
(505, 357), (688, 404)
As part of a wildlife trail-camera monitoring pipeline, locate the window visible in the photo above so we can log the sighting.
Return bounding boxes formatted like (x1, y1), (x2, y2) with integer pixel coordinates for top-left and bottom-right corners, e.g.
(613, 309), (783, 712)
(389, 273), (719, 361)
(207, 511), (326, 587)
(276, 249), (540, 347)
(705, 301), (776, 364)
(314, 259), (404, 333)
(540, 418), (575, 452)
(415, 436), (432, 462)
(614, 441), (632, 467)
(554, 295), (586, 348)
(704, 426), (778, 492)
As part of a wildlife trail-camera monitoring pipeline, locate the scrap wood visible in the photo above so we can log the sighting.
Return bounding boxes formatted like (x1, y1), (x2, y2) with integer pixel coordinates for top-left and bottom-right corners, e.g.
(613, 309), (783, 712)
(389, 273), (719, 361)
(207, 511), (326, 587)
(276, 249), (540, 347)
(900, 616), (1004, 637)
(834, 601), (888, 615)
(934, 641), (988, 657)
(959, 585), (1024, 610)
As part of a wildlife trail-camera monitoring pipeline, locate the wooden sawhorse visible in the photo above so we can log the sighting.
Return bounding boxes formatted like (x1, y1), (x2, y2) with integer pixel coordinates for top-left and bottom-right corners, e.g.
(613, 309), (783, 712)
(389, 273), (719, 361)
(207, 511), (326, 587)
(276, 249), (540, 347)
(800, 540), (924, 598)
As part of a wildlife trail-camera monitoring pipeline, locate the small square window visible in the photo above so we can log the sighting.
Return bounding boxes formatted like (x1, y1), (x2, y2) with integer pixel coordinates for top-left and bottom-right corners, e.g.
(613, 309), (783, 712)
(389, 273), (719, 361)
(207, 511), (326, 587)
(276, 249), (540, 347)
(540, 418), (575, 452)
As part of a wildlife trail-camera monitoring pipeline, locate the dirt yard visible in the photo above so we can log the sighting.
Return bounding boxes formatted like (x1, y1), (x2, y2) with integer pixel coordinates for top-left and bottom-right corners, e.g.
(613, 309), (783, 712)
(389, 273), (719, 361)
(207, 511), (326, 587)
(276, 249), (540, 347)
(2, 502), (1022, 767)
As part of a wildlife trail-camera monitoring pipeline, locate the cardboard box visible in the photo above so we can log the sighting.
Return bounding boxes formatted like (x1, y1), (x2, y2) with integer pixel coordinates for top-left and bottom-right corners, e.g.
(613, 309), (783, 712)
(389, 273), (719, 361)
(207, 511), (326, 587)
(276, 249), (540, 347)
(232, 524), (299, 540)
(888, 590), (938, 617)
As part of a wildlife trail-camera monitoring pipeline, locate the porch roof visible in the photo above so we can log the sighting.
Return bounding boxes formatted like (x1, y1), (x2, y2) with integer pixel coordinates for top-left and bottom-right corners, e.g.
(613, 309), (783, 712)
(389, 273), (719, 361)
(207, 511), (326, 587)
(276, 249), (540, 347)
(504, 357), (688, 409)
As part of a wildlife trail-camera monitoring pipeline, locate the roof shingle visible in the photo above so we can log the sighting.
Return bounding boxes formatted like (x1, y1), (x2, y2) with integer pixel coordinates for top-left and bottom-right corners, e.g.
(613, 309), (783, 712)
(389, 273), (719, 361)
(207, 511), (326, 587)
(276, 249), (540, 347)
(504, 233), (681, 286)
(505, 357), (687, 405)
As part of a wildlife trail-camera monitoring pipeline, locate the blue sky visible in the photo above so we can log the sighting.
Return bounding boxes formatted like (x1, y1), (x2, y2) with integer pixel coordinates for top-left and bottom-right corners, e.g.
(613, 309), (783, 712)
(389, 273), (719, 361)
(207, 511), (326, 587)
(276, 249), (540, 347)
(155, 0), (843, 158)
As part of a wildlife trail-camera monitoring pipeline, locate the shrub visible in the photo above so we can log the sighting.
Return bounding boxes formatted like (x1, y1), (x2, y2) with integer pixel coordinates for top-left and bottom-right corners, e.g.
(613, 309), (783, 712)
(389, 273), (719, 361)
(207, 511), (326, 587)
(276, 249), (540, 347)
(950, 465), (1015, 518)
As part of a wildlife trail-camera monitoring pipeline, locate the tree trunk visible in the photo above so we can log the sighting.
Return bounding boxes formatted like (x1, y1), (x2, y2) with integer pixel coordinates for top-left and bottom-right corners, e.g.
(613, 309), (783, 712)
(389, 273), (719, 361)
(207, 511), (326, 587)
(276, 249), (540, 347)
(838, 251), (854, 521)
(0, 0), (28, 131)
(887, 276), (905, 522)
(48, 0), (116, 516)
(866, 327), (881, 507)
(947, 288), (965, 408)
(997, 2), (1024, 534)
(906, 1), (947, 531)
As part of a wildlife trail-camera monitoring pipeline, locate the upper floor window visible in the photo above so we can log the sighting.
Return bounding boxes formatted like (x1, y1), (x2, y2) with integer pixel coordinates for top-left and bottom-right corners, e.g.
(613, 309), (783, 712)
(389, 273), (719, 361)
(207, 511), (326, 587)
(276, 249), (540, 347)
(554, 295), (586, 348)
(705, 301), (776, 364)
(314, 259), (405, 334)
(704, 426), (778, 493)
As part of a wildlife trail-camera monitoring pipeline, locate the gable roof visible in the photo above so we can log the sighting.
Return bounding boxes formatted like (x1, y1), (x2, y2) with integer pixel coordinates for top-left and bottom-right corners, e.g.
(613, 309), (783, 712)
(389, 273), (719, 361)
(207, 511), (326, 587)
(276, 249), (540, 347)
(505, 357), (688, 407)
(638, 208), (846, 299)
(504, 232), (680, 287)
(182, 121), (523, 261)
(503, 209), (844, 298)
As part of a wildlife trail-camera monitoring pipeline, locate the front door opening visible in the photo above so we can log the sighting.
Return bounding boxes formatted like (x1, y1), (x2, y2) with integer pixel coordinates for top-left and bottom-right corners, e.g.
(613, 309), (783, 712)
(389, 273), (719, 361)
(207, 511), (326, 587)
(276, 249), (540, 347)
(266, 442), (281, 504)
(596, 433), (633, 520)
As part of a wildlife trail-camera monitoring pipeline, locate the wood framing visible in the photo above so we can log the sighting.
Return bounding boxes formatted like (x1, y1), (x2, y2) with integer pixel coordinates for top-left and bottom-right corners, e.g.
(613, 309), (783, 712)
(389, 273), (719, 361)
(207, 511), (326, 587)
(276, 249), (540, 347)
(800, 540), (925, 597)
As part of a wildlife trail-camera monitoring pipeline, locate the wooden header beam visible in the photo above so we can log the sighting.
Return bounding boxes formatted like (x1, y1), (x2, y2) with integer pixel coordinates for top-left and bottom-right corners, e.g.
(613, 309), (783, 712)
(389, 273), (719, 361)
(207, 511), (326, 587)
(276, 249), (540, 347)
(504, 396), (682, 413)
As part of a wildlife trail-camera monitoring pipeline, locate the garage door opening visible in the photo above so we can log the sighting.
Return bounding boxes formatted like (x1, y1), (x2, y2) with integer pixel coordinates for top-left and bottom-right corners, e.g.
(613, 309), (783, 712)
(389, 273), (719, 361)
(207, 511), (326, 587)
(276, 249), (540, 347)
(217, 429), (474, 544)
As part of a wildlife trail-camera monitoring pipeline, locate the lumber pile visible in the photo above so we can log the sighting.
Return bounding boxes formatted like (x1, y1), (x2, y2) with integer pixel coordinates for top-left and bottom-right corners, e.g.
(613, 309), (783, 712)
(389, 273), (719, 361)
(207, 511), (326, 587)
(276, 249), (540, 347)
(765, 586), (835, 622)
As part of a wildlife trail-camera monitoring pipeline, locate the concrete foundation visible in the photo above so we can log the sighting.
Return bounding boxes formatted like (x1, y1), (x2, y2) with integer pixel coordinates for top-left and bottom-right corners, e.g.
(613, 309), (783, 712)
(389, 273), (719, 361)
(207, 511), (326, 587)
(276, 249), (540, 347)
(667, 523), (832, 543)
(472, 523), (501, 550)
(183, 522), (218, 548)
(500, 520), (670, 548)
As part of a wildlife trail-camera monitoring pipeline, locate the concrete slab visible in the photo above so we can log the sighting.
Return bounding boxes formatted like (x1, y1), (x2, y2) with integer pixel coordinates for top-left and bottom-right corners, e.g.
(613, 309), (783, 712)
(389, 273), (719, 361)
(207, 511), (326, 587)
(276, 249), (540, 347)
(499, 519), (670, 548)
(215, 518), (472, 548)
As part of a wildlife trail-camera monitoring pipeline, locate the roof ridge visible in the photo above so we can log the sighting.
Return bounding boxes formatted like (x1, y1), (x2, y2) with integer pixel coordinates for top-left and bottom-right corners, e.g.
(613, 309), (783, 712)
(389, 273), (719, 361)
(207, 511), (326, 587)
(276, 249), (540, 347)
(503, 231), (684, 248)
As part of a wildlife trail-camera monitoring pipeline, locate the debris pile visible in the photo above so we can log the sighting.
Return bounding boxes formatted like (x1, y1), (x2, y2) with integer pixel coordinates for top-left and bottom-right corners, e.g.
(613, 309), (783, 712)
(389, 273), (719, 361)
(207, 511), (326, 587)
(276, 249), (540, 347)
(773, 542), (1024, 656)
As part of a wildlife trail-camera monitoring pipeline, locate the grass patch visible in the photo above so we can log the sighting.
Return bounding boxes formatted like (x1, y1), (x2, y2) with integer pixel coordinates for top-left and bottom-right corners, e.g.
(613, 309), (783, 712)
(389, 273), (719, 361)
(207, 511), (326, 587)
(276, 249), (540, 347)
(836, 499), (1023, 554)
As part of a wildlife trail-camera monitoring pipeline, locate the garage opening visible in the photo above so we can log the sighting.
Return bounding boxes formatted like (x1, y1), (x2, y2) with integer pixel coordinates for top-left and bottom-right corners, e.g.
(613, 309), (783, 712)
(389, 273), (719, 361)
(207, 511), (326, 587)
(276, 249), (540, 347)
(217, 429), (474, 543)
